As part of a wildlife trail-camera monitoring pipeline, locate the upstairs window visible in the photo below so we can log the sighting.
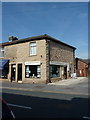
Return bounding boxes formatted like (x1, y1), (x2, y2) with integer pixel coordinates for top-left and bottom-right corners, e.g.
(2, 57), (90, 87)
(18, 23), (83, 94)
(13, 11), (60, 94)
(30, 42), (36, 56)
(0, 47), (4, 58)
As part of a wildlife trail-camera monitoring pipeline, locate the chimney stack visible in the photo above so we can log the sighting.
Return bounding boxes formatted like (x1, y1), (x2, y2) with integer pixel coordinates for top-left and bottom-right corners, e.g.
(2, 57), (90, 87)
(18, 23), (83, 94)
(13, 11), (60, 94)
(9, 36), (18, 42)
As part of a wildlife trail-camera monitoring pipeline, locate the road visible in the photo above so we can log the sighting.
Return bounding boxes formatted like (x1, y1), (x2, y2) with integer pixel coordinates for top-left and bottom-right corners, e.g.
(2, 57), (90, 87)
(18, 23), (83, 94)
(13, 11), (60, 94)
(1, 78), (89, 119)
(2, 88), (89, 119)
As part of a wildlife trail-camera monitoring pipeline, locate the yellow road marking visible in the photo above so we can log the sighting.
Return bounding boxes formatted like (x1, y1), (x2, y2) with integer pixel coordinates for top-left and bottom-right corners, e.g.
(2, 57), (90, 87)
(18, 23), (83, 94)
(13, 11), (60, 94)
(0, 86), (89, 96)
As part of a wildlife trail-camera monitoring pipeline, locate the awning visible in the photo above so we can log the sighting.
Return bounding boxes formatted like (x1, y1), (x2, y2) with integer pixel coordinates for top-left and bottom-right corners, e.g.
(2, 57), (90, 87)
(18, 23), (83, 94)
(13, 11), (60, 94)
(0, 59), (9, 70)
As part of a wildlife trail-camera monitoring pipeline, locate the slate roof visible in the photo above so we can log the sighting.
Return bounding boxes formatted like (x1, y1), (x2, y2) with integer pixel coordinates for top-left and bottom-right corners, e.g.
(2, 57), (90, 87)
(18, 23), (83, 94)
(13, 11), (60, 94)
(76, 58), (90, 64)
(0, 34), (76, 49)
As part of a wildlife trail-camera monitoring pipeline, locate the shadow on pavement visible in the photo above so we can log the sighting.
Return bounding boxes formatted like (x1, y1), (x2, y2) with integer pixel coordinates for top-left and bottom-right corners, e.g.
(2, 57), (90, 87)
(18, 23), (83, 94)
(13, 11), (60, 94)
(2, 93), (89, 119)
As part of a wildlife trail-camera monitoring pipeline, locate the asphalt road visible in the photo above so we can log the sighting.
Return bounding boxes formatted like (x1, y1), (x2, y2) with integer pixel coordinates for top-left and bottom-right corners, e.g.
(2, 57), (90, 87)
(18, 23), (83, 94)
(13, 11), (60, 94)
(2, 89), (89, 119)
(1, 78), (89, 119)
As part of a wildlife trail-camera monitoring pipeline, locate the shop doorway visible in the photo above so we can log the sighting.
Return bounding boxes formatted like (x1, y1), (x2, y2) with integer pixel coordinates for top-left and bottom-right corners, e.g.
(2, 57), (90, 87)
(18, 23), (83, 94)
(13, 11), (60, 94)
(11, 64), (16, 81)
(18, 64), (22, 81)
(64, 66), (67, 79)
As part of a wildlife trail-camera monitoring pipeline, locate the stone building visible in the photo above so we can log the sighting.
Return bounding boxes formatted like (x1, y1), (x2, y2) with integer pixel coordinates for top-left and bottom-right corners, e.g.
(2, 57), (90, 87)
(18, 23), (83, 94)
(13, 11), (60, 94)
(0, 34), (76, 83)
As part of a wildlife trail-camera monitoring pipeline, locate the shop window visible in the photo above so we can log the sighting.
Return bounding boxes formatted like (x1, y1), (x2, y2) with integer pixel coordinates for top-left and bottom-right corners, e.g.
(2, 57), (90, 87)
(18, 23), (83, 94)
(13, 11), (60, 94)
(30, 42), (36, 56)
(50, 65), (60, 78)
(25, 65), (41, 78)
(0, 47), (4, 58)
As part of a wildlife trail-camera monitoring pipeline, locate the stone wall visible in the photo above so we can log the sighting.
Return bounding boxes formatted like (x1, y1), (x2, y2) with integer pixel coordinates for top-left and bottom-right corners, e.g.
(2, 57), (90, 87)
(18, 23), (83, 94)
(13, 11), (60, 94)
(49, 40), (75, 81)
(50, 41), (75, 64)
(4, 38), (75, 83)
(4, 39), (47, 83)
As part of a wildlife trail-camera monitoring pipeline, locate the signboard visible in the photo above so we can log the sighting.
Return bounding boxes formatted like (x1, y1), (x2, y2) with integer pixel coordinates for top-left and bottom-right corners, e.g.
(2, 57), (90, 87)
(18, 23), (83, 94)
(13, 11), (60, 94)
(50, 61), (69, 66)
(25, 61), (41, 65)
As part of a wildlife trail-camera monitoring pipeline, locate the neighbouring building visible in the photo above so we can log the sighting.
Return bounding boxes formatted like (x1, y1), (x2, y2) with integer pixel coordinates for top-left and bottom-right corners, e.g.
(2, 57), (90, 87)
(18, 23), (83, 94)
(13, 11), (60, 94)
(76, 58), (90, 77)
(0, 34), (76, 83)
(0, 47), (9, 78)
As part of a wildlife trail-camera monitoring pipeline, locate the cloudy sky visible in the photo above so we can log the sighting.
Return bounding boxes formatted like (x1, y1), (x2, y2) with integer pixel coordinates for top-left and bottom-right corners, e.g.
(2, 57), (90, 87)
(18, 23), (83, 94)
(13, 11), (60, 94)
(2, 2), (88, 59)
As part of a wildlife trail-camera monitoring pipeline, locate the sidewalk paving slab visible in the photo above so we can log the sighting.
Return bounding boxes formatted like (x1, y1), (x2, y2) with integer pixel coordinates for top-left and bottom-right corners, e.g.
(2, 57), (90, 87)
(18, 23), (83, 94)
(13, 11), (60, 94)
(48, 77), (88, 86)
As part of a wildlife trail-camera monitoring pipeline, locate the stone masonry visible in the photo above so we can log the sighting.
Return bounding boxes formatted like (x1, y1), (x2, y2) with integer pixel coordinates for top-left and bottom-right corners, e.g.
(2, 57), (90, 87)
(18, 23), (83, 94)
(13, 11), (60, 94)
(1, 34), (76, 83)
(49, 40), (75, 82)
(4, 39), (47, 83)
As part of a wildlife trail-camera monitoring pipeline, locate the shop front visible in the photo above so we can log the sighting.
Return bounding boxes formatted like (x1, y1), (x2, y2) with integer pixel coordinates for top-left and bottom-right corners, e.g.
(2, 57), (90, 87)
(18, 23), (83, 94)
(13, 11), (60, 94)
(0, 59), (9, 78)
(9, 61), (42, 83)
(50, 61), (73, 82)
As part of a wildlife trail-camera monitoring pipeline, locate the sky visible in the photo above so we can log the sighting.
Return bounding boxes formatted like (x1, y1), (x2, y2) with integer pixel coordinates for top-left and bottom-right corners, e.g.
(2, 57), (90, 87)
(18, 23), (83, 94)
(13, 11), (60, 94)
(2, 2), (88, 59)
(1, 0), (89, 2)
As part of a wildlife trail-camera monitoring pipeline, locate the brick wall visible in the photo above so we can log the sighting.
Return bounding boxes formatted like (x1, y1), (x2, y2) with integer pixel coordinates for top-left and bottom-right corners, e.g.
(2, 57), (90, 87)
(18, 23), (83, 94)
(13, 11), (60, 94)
(77, 60), (87, 69)
(76, 59), (87, 77)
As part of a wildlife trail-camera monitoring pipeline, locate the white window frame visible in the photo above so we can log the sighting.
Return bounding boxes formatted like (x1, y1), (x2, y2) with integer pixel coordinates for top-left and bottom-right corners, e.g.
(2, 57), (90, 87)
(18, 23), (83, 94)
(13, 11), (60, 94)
(0, 47), (4, 58)
(30, 42), (36, 56)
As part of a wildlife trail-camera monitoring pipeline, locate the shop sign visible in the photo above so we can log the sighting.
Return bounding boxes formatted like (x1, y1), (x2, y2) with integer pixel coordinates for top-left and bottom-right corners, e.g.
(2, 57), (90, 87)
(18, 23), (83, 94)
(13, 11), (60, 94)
(25, 61), (41, 65)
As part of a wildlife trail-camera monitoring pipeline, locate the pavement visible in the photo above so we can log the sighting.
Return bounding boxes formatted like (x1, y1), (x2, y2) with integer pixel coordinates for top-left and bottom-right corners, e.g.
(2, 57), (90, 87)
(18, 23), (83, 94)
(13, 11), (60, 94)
(0, 77), (88, 85)
(48, 77), (88, 85)
(0, 77), (89, 96)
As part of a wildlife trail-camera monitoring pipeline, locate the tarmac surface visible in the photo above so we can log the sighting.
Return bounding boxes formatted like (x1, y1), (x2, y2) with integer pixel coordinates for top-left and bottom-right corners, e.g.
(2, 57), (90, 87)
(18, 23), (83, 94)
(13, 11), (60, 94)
(0, 77), (89, 119)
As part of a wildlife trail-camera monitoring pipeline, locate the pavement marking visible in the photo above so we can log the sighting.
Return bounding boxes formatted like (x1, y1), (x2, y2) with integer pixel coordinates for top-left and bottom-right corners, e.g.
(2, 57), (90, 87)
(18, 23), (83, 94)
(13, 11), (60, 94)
(8, 103), (32, 110)
(1, 86), (89, 96)
(82, 116), (90, 119)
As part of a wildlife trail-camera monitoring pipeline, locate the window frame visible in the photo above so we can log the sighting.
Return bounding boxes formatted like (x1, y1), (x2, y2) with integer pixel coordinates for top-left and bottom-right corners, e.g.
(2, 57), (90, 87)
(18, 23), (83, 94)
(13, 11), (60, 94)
(30, 42), (36, 56)
(0, 47), (4, 58)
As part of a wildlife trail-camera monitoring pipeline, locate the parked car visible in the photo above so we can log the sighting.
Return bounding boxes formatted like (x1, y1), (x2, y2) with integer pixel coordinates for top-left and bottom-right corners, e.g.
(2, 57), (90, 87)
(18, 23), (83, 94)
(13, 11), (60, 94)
(0, 98), (15, 119)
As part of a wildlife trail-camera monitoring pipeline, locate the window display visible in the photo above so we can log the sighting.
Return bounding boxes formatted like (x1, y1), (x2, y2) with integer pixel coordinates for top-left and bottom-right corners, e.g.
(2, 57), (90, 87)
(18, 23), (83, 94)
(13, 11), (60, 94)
(25, 65), (41, 78)
(50, 65), (60, 78)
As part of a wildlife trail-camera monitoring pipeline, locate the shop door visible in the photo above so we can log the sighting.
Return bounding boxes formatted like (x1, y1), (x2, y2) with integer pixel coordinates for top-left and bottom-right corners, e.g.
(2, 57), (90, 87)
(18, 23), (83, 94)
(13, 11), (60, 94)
(11, 64), (16, 81)
(18, 64), (22, 81)
(64, 66), (67, 79)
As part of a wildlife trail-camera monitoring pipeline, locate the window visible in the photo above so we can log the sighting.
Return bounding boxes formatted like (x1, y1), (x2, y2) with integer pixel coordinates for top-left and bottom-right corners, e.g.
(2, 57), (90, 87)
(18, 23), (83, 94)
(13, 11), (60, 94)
(50, 65), (60, 78)
(25, 65), (41, 78)
(0, 47), (4, 58)
(30, 42), (36, 56)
